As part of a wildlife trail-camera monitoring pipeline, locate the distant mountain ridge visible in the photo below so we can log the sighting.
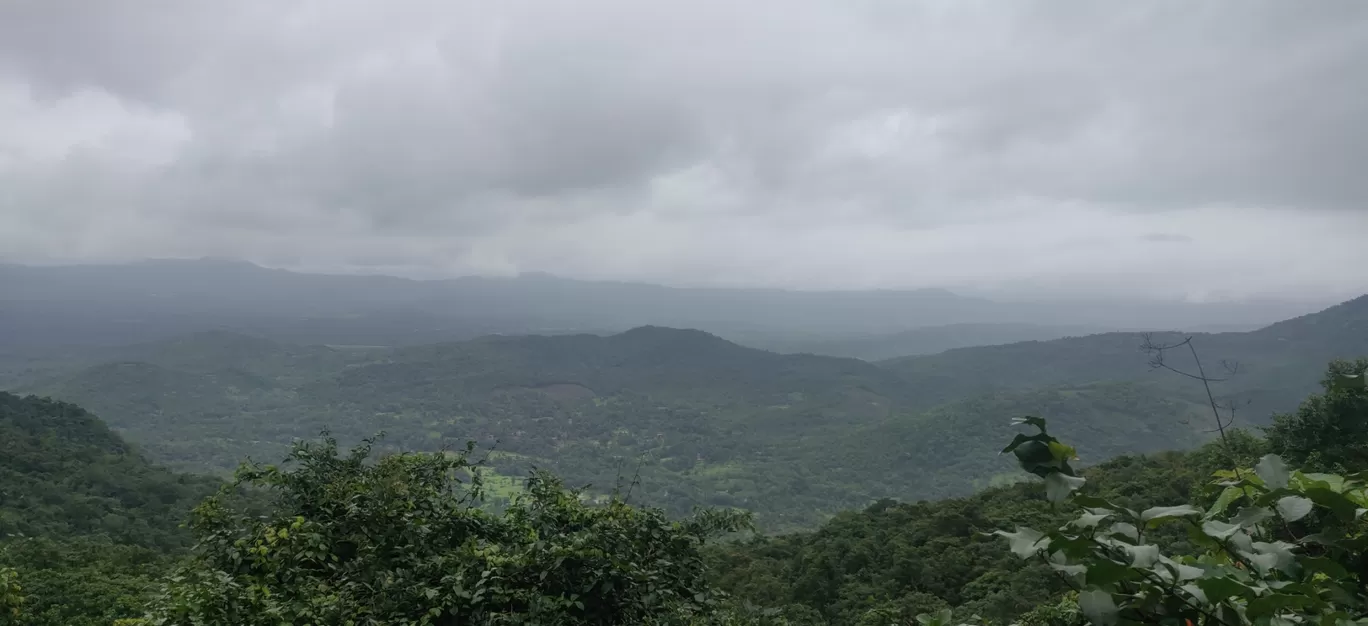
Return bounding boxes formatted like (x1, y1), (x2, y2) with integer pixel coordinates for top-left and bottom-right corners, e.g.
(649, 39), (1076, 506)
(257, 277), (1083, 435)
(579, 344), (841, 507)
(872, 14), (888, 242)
(0, 259), (1331, 352)
(880, 293), (1368, 419)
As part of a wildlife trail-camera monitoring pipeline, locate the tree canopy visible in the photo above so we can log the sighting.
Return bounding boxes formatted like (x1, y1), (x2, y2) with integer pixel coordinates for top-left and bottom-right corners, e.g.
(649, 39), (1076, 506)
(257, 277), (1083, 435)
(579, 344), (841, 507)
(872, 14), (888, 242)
(141, 434), (751, 625)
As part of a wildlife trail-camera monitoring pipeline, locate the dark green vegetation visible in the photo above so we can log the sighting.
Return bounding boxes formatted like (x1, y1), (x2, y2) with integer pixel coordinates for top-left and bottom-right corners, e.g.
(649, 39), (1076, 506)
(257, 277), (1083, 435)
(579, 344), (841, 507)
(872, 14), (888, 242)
(0, 392), (218, 626)
(0, 391), (755, 625)
(0, 393), (216, 549)
(712, 359), (1368, 625)
(144, 436), (751, 625)
(4, 260), (1367, 623)
(728, 323), (1116, 362)
(0, 353), (1363, 623)
(8, 329), (1213, 530)
(9, 295), (1365, 531)
(708, 435), (1261, 625)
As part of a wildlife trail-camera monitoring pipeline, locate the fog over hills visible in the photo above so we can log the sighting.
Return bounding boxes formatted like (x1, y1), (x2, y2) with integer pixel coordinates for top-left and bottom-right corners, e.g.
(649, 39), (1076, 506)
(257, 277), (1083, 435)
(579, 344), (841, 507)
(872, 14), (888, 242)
(5, 1), (1368, 622)
(0, 259), (1329, 353)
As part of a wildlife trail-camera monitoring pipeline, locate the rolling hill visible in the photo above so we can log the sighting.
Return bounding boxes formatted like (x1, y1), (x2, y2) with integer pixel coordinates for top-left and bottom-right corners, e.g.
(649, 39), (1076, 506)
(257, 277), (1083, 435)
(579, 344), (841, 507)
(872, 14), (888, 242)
(0, 392), (216, 549)
(879, 293), (1368, 420)
(722, 323), (1114, 361)
(15, 294), (1364, 529)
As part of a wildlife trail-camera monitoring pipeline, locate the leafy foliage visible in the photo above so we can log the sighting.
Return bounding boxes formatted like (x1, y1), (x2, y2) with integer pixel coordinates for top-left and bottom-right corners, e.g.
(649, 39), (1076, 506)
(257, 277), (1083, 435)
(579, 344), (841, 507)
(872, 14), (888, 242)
(708, 437), (1261, 625)
(1265, 358), (1368, 472)
(967, 415), (1368, 625)
(0, 392), (222, 625)
(0, 538), (171, 626)
(0, 565), (20, 626)
(143, 434), (751, 625)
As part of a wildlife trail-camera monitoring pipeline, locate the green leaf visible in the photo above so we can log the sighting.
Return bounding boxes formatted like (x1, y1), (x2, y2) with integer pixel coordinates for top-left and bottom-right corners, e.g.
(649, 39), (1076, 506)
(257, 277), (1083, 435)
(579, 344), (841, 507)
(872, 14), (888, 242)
(1125, 544), (1160, 568)
(1015, 441), (1059, 477)
(1276, 496), (1314, 522)
(1070, 511), (1110, 529)
(1304, 487), (1360, 522)
(1299, 473), (1347, 493)
(1084, 559), (1135, 587)
(1251, 541), (1297, 572)
(1140, 504), (1201, 525)
(1196, 576), (1254, 604)
(1301, 556), (1350, 579)
(1256, 455), (1290, 489)
(1155, 557), (1203, 582)
(1206, 486), (1245, 519)
(1044, 472), (1086, 503)
(1077, 590), (1118, 626)
(1106, 522), (1139, 542)
(994, 527), (1048, 558)
(1201, 520), (1241, 541)
(1000, 433), (1033, 455)
(1048, 559), (1087, 580)
(915, 608), (954, 626)
(1047, 441), (1078, 464)
(1241, 552), (1279, 575)
(1230, 505), (1274, 528)
(1180, 583), (1208, 605)
(1247, 593), (1315, 619)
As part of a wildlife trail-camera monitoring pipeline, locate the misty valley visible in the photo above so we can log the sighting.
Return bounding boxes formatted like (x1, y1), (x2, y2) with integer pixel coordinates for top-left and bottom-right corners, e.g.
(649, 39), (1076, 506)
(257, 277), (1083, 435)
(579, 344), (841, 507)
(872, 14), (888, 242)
(1, 260), (1366, 624)
(6, 2), (1368, 622)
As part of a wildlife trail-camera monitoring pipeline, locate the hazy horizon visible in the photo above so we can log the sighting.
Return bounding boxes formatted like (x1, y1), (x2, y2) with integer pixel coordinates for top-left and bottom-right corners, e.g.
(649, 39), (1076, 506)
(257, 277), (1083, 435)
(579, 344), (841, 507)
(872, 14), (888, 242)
(3, 2), (1368, 302)
(2, 256), (1350, 308)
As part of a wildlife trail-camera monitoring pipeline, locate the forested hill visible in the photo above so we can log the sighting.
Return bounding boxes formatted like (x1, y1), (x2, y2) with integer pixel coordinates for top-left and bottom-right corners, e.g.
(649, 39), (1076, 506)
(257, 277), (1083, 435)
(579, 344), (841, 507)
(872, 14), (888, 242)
(708, 437), (1258, 625)
(326, 325), (921, 407)
(879, 293), (1368, 419)
(0, 392), (216, 550)
(4, 295), (1360, 531)
(11, 294), (1363, 530)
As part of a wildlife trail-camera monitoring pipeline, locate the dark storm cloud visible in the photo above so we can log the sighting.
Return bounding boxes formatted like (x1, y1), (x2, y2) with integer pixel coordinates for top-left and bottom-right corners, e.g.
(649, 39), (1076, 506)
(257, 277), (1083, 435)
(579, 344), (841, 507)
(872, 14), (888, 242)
(0, 0), (1366, 299)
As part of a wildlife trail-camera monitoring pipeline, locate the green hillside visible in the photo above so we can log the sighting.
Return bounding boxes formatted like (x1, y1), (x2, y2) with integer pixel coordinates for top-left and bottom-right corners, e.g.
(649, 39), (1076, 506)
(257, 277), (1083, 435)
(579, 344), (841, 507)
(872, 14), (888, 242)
(726, 323), (1114, 361)
(880, 294), (1368, 420)
(6, 295), (1362, 530)
(708, 439), (1259, 625)
(712, 357), (1368, 625)
(0, 344), (1364, 623)
(0, 392), (216, 549)
(0, 392), (220, 626)
(19, 295), (1366, 530)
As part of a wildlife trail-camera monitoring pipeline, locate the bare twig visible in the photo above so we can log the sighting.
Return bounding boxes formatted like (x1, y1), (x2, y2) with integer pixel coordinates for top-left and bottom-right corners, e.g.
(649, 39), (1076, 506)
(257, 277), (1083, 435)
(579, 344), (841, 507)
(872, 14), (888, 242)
(1140, 334), (1243, 477)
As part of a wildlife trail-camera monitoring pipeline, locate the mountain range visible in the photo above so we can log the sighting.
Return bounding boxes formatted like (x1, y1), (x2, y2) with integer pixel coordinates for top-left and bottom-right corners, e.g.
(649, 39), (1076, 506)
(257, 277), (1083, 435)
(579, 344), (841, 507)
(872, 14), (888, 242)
(1, 259), (1326, 352)
(7, 287), (1364, 530)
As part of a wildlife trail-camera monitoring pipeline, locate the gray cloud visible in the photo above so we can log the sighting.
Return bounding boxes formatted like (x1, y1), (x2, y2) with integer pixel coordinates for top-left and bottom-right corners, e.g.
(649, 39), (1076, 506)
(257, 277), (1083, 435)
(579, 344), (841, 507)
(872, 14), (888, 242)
(1, 0), (1366, 300)
(1141, 233), (1195, 244)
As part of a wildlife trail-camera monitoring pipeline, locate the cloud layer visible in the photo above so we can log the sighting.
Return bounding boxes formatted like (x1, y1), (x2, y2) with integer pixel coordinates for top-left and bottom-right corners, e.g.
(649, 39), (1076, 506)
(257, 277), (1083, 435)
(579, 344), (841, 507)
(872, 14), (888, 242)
(2, 0), (1366, 300)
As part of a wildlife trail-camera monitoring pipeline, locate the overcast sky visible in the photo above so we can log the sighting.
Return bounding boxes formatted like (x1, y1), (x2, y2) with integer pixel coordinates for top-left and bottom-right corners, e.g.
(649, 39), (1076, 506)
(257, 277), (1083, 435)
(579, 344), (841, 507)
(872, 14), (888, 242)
(2, 1), (1366, 301)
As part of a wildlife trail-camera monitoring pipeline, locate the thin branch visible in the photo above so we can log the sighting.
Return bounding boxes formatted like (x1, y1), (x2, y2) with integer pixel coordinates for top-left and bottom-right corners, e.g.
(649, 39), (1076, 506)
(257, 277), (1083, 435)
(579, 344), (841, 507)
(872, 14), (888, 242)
(1140, 334), (1243, 478)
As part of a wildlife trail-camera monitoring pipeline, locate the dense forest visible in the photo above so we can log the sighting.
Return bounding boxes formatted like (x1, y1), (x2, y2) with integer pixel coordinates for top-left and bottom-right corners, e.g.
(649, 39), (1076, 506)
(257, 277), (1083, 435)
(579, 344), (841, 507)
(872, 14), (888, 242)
(0, 290), (1365, 623)
(7, 294), (1364, 531)
(2, 355), (1365, 624)
(0, 394), (217, 625)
